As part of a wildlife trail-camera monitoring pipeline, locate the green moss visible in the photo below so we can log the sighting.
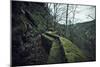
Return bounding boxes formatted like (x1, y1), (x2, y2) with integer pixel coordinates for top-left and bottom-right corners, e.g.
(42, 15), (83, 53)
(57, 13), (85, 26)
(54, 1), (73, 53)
(42, 33), (54, 41)
(42, 32), (66, 63)
(60, 37), (86, 62)
(42, 31), (86, 63)
(47, 42), (62, 63)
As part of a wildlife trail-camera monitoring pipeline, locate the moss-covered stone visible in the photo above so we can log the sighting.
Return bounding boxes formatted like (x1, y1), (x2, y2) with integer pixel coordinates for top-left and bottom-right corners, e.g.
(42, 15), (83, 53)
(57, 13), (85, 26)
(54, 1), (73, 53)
(60, 37), (86, 62)
(42, 31), (86, 63)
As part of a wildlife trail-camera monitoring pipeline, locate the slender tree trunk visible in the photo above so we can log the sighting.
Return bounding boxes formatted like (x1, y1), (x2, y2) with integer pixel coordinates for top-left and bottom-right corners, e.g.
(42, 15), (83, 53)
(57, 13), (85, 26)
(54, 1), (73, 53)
(69, 5), (77, 40)
(53, 3), (58, 30)
(72, 5), (77, 23)
(54, 4), (56, 30)
(65, 4), (69, 36)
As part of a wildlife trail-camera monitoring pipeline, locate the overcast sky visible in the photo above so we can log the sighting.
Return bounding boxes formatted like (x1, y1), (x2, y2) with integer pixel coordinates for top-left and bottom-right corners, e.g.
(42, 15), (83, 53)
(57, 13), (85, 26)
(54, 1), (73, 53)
(48, 3), (96, 24)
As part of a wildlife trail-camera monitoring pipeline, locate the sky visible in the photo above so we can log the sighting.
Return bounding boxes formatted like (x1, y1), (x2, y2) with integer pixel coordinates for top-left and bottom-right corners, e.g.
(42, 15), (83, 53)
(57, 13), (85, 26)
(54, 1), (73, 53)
(48, 3), (96, 24)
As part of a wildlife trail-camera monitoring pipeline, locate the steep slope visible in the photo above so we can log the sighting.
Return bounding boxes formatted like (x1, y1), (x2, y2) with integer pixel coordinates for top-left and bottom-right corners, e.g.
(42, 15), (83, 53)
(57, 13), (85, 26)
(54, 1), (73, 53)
(68, 20), (96, 61)
(42, 32), (66, 64)
(12, 1), (53, 66)
(55, 20), (96, 61)
(60, 37), (86, 62)
(42, 31), (86, 63)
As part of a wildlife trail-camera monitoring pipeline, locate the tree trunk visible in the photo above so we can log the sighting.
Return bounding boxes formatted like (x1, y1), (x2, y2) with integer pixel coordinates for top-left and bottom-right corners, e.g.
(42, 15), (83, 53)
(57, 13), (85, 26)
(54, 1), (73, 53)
(65, 4), (69, 36)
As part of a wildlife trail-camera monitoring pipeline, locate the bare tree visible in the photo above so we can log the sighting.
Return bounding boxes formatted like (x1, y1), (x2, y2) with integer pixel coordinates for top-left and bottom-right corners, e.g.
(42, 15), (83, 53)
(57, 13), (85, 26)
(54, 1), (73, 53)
(48, 3), (66, 30)
(65, 5), (78, 38)
(53, 3), (57, 30)
(65, 4), (69, 36)
(72, 5), (77, 23)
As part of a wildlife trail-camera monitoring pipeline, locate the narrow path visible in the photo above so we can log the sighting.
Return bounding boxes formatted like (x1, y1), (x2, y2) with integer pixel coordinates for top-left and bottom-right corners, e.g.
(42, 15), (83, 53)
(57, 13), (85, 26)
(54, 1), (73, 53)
(42, 32), (67, 63)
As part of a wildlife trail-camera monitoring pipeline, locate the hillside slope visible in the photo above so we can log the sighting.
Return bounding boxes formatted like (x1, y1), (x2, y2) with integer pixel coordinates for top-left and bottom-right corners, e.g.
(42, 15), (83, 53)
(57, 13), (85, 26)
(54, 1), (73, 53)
(42, 32), (86, 63)
(68, 20), (96, 61)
